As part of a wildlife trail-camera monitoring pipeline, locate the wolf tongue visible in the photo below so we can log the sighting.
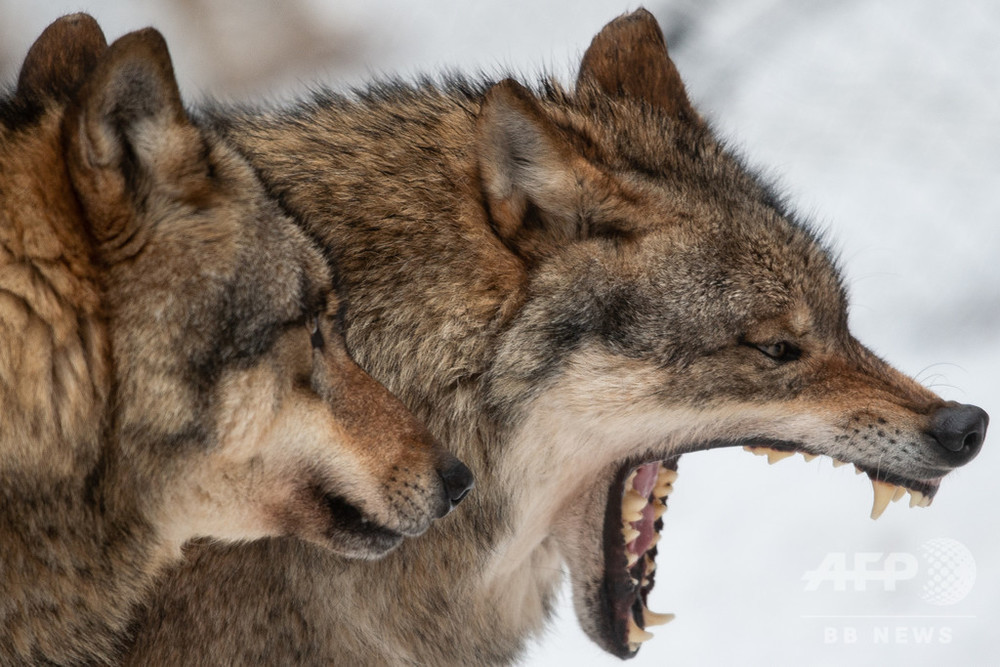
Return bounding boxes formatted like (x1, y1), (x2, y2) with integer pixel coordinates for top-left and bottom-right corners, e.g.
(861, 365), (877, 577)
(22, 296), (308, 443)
(632, 462), (660, 498)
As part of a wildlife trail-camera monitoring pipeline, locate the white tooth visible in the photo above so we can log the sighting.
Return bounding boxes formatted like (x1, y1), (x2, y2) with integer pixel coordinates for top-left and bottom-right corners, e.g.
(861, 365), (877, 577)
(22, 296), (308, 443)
(766, 450), (795, 465)
(626, 551), (640, 567)
(652, 498), (667, 520)
(919, 495), (932, 508)
(643, 608), (675, 627)
(870, 479), (895, 520)
(832, 459), (848, 468)
(627, 616), (654, 643)
(801, 452), (818, 462)
(908, 489), (924, 508)
(657, 467), (678, 484)
(653, 480), (674, 498)
(622, 525), (640, 544)
(630, 577), (639, 587)
(892, 486), (906, 502)
(644, 554), (656, 574)
(625, 468), (638, 487)
(622, 489), (647, 522)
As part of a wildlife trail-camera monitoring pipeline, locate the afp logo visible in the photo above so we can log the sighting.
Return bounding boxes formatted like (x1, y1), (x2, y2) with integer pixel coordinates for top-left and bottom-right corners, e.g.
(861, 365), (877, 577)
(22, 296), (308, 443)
(802, 538), (976, 605)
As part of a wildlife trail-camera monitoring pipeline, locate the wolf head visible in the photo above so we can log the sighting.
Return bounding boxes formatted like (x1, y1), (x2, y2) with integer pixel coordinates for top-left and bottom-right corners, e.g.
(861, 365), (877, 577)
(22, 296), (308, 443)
(476, 9), (986, 658)
(2, 17), (472, 565)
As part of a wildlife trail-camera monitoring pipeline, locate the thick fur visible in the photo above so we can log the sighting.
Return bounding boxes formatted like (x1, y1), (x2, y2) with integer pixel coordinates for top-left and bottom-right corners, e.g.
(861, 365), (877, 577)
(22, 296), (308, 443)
(0, 16), (467, 664)
(129, 9), (987, 664)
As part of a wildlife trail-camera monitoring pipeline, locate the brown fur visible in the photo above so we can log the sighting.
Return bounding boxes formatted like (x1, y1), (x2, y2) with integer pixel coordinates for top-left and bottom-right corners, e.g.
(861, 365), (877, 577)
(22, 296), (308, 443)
(0, 15), (469, 664)
(129, 9), (986, 664)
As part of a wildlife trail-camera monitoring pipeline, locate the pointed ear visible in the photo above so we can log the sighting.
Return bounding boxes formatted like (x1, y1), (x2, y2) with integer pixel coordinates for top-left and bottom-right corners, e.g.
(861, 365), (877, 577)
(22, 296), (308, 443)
(477, 79), (597, 256)
(577, 9), (696, 122)
(16, 13), (107, 104)
(65, 28), (206, 258)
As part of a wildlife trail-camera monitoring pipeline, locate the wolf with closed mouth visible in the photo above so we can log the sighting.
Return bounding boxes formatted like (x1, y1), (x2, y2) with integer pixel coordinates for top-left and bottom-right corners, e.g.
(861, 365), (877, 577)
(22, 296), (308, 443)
(128, 8), (987, 663)
(0, 15), (470, 664)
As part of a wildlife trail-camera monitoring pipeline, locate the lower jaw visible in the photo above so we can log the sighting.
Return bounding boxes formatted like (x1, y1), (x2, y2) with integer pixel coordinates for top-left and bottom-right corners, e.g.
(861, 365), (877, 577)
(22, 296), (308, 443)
(597, 457), (679, 657)
(321, 494), (405, 557)
(593, 445), (943, 657)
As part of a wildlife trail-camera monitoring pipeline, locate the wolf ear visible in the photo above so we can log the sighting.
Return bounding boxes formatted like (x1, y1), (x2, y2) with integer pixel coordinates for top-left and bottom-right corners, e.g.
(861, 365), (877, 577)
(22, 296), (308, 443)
(577, 9), (696, 122)
(17, 13), (107, 104)
(65, 28), (208, 260)
(477, 79), (600, 256)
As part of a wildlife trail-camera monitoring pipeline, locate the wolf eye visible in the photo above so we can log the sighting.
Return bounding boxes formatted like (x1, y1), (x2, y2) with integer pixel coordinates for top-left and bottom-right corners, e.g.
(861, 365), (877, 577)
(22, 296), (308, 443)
(308, 315), (325, 350)
(755, 341), (800, 362)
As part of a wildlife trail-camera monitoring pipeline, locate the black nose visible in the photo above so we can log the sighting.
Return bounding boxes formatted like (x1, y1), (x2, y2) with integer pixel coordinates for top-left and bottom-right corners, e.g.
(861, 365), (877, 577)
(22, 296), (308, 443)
(927, 403), (988, 463)
(438, 458), (474, 512)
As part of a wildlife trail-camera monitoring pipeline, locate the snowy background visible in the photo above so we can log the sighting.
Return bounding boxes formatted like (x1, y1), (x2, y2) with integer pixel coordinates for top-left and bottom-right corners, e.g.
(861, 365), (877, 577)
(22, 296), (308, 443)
(3, 1), (996, 665)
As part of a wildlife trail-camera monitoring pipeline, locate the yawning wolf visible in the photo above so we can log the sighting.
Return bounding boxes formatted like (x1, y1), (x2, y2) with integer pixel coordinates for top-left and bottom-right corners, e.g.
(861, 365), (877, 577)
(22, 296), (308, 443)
(0, 15), (470, 664)
(127, 9), (987, 663)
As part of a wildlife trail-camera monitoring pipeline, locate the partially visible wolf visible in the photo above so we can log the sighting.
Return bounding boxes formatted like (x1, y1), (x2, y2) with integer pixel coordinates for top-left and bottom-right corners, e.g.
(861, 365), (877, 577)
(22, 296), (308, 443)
(130, 9), (988, 664)
(0, 15), (471, 664)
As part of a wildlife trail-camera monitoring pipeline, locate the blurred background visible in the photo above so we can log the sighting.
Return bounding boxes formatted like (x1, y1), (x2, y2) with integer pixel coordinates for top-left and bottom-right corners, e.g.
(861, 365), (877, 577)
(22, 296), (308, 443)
(3, 1), (997, 664)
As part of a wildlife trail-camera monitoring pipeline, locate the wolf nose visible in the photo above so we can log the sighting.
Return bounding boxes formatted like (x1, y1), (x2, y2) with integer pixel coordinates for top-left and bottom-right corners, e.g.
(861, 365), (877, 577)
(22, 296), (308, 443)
(928, 403), (988, 463)
(438, 458), (475, 514)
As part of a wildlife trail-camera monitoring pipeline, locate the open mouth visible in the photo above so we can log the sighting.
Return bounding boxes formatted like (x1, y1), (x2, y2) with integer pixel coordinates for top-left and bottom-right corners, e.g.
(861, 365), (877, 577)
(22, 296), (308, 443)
(600, 459), (678, 658)
(599, 444), (943, 657)
(322, 494), (404, 555)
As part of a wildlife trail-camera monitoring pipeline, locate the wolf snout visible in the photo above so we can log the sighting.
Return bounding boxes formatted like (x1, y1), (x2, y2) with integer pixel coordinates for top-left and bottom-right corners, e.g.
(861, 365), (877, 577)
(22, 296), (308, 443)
(927, 402), (988, 463)
(436, 457), (475, 516)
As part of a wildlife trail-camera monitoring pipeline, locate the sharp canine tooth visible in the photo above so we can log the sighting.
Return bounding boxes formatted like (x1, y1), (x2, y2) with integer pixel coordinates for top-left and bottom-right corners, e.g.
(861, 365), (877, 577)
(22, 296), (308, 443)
(766, 450), (795, 464)
(892, 486), (906, 502)
(622, 525), (640, 543)
(627, 616), (654, 643)
(643, 609), (675, 627)
(626, 551), (640, 567)
(802, 452), (818, 462)
(870, 479), (896, 520)
(908, 489), (924, 508)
